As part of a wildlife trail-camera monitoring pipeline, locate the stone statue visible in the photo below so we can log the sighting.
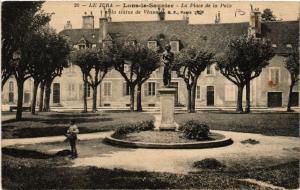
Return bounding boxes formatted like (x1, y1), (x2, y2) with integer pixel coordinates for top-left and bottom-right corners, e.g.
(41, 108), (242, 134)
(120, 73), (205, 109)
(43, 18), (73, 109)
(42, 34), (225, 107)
(162, 44), (174, 87)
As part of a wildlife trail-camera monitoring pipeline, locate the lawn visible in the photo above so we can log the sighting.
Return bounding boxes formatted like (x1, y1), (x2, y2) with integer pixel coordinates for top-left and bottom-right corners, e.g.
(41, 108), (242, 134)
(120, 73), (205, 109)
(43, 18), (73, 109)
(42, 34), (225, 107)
(2, 147), (298, 189)
(2, 112), (154, 139)
(175, 111), (299, 137)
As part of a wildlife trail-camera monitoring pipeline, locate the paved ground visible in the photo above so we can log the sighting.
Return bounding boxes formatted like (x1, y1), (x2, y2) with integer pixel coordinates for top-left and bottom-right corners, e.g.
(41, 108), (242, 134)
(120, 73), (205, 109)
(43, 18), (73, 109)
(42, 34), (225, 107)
(6, 130), (300, 175)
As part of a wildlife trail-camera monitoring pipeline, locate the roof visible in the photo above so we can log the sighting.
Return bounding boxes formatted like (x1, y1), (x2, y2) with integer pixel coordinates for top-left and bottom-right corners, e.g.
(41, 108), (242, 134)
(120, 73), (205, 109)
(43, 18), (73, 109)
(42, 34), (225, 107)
(59, 20), (299, 54)
(261, 21), (299, 54)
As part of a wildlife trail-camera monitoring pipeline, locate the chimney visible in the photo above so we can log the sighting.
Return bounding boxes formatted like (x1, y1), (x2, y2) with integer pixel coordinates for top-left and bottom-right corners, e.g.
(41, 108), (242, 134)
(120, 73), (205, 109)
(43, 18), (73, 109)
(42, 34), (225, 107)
(158, 8), (165, 21)
(215, 11), (221, 24)
(64, 20), (72, 30)
(82, 11), (94, 29)
(99, 9), (108, 42)
(248, 7), (261, 37)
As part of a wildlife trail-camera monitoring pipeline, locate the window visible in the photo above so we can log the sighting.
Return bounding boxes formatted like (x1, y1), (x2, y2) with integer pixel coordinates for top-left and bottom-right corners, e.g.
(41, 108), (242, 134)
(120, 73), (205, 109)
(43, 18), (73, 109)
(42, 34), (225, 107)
(9, 81), (14, 92)
(103, 82), (112, 97)
(103, 41), (113, 49)
(196, 86), (201, 99)
(286, 44), (292, 48)
(68, 83), (75, 96)
(9, 81), (14, 103)
(78, 44), (86, 49)
(9, 92), (14, 103)
(24, 92), (30, 104)
(206, 64), (214, 75)
(123, 82), (131, 96)
(144, 82), (156, 96)
(170, 41), (179, 52)
(92, 44), (97, 48)
(53, 83), (60, 104)
(269, 67), (280, 85)
(147, 41), (157, 50)
(272, 44), (277, 48)
(225, 84), (236, 101)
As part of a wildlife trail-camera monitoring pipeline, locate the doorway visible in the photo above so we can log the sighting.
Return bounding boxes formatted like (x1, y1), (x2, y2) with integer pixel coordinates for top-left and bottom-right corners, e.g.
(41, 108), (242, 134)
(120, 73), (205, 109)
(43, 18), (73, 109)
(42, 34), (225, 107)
(207, 86), (214, 106)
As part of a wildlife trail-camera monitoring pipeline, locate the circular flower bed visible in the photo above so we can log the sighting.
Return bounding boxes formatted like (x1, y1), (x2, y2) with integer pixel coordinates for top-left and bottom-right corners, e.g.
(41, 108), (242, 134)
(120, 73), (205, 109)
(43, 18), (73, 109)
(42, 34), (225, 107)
(117, 131), (225, 144)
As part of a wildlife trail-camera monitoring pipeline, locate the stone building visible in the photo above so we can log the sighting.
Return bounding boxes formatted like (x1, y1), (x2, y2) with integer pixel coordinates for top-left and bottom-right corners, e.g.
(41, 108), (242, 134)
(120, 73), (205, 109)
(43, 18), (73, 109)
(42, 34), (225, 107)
(2, 10), (299, 110)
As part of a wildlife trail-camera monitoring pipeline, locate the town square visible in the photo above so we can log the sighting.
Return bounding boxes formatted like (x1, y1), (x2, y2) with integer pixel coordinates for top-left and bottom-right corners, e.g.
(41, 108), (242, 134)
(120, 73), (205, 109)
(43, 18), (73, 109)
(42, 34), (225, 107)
(1, 1), (300, 189)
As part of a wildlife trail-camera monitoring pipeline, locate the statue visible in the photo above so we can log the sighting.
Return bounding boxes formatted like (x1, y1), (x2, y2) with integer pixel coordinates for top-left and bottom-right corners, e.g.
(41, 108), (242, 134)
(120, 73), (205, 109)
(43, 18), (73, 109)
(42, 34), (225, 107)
(162, 44), (174, 87)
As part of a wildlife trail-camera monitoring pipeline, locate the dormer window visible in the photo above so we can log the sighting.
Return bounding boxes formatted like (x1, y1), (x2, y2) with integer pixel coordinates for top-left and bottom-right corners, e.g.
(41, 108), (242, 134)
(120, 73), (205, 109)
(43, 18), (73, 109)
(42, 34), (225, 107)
(147, 41), (157, 50)
(78, 44), (86, 49)
(206, 64), (215, 75)
(286, 44), (292, 48)
(170, 41), (179, 52)
(272, 44), (277, 48)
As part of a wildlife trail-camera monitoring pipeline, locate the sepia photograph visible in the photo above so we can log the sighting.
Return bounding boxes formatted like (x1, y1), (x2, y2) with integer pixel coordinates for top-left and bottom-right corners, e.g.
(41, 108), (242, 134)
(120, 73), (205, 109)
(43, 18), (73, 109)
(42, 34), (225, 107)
(1, 1), (300, 189)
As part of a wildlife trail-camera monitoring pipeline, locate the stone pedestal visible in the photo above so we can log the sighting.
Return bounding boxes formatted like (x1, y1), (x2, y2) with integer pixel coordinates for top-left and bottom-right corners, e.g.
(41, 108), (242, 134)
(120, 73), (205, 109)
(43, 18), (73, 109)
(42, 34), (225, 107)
(159, 88), (177, 131)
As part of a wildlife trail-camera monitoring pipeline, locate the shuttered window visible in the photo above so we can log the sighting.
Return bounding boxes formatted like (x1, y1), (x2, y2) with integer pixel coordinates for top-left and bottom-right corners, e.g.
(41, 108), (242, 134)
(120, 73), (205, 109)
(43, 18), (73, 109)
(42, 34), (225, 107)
(144, 82), (156, 96)
(103, 82), (112, 97)
(123, 82), (130, 96)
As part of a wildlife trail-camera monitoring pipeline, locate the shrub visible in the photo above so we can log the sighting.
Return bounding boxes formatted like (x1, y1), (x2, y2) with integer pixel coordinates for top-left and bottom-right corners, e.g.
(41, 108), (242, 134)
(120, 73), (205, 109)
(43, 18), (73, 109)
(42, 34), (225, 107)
(113, 121), (154, 137)
(180, 120), (209, 140)
(193, 158), (226, 170)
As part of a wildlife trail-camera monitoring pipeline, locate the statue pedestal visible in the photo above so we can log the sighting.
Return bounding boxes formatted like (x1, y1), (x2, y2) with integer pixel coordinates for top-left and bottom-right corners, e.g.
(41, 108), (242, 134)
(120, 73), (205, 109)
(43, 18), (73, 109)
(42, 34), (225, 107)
(159, 87), (177, 131)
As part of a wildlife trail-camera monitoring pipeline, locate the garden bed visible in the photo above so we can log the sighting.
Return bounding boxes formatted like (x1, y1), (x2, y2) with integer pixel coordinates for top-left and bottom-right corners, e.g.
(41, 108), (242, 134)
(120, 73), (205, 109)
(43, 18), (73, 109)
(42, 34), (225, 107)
(118, 131), (225, 143)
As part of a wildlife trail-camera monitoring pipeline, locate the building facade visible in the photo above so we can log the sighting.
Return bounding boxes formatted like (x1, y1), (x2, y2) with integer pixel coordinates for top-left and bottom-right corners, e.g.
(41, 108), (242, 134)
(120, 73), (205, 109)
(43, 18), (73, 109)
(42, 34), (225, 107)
(2, 10), (299, 110)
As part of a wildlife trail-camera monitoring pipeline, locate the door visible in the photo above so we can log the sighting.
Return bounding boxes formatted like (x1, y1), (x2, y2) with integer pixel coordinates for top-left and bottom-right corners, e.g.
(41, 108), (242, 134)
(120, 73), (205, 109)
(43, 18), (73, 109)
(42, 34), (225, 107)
(291, 92), (299, 107)
(267, 92), (282, 107)
(207, 86), (214, 106)
(53, 83), (60, 104)
(170, 82), (179, 105)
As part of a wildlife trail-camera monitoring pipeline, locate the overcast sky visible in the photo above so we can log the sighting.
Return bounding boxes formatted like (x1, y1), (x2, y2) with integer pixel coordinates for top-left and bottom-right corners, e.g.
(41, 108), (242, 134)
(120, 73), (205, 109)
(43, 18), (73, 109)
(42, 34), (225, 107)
(42, 1), (299, 32)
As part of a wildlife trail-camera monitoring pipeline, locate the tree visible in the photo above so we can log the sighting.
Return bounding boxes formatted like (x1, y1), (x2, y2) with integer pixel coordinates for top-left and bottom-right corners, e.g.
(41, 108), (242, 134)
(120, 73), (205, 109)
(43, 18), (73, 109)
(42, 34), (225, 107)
(174, 47), (215, 112)
(113, 43), (160, 112)
(42, 33), (70, 112)
(216, 35), (274, 112)
(72, 48), (113, 112)
(2, 1), (51, 120)
(27, 27), (59, 114)
(284, 49), (299, 112)
(261, 8), (277, 21)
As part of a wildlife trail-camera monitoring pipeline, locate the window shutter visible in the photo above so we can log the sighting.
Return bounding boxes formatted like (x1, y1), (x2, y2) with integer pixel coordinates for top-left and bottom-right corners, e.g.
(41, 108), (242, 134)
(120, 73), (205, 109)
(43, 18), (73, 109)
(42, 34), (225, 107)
(156, 82), (160, 97)
(123, 82), (126, 96)
(144, 83), (148, 96)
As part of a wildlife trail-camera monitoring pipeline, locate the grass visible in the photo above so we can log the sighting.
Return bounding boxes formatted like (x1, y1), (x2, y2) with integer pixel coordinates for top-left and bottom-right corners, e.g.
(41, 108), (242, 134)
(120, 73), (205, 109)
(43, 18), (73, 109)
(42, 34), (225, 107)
(2, 147), (298, 189)
(2, 111), (154, 139)
(119, 131), (225, 143)
(175, 111), (299, 137)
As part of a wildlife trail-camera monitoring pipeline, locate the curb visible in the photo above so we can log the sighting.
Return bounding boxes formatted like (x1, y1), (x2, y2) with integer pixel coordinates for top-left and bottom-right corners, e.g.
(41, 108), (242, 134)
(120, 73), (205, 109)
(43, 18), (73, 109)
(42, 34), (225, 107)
(103, 135), (233, 149)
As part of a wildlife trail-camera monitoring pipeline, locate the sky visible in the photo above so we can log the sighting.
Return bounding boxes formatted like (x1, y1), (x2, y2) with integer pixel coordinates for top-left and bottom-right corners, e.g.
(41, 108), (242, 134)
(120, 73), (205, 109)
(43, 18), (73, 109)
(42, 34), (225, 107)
(42, 1), (299, 32)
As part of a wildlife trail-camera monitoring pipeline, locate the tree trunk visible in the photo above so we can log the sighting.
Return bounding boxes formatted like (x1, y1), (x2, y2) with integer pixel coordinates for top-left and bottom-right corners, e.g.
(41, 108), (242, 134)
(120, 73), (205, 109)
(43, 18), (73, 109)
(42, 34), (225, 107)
(129, 84), (135, 112)
(16, 80), (24, 121)
(187, 86), (192, 113)
(43, 81), (51, 112)
(39, 82), (45, 112)
(83, 81), (88, 113)
(136, 83), (142, 112)
(31, 80), (39, 115)
(190, 81), (197, 113)
(2, 74), (10, 90)
(92, 86), (97, 112)
(287, 81), (295, 112)
(245, 81), (251, 113)
(236, 85), (244, 113)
